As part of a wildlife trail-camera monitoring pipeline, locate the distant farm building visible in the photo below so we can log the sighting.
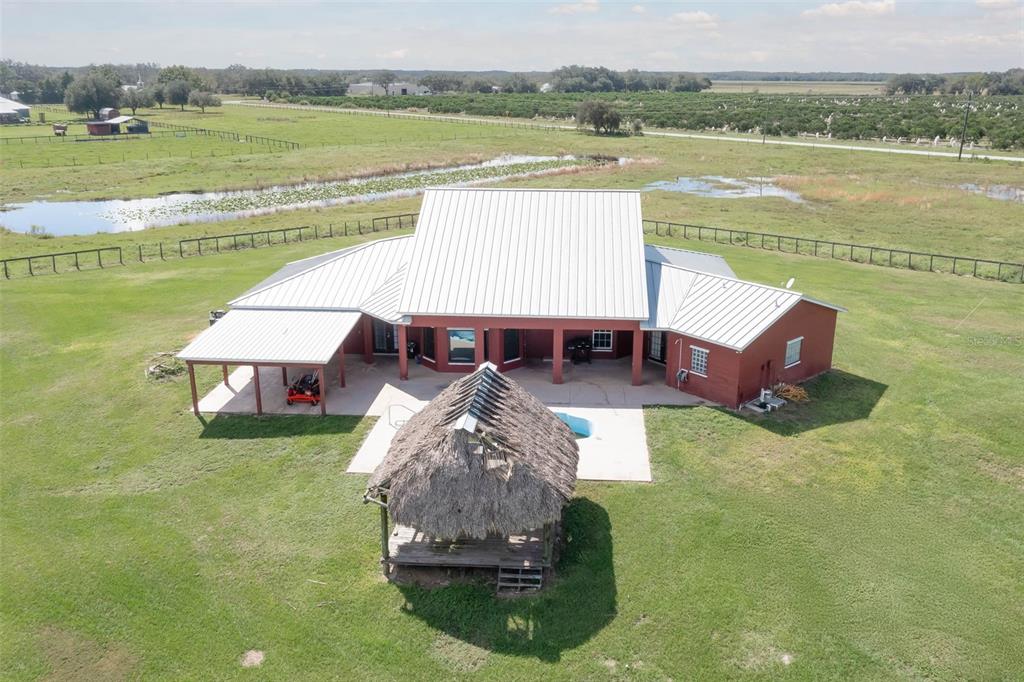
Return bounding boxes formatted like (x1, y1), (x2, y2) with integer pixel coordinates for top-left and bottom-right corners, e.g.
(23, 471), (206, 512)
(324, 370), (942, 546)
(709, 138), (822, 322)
(347, 81), (430, 96)
(0, 96), (30, 123)
(98, 107), (120, 120)
(85, 115), (139, 135)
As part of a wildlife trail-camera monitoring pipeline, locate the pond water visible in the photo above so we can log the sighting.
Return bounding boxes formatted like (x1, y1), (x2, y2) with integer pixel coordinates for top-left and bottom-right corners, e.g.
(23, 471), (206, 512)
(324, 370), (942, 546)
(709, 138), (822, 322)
(1, 155), (603, 236)
(644, 175), (804, 203)
(959, 183), (1024, 203)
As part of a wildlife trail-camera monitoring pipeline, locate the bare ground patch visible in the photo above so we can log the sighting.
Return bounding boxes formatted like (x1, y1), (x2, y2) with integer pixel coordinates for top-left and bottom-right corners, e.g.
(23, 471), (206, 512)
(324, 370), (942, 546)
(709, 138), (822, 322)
(37, 625), (138, 682)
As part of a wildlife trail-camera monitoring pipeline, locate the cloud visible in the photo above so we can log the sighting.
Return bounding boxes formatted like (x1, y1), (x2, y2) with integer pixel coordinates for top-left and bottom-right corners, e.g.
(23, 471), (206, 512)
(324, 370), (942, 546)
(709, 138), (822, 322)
(631, 4), (646, 14)
(378, 48), (409, 59)
(548, 0), (599, 15)
(802, 0), (895, 18)
(975, 0), (1017, 8)
(669, 10), (718, 28)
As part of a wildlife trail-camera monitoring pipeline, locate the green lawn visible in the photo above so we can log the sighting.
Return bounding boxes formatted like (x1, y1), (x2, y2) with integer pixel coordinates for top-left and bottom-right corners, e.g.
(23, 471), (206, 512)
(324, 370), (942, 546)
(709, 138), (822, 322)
(2, 104), (1022, 264)
(1, 226), (1022, 679)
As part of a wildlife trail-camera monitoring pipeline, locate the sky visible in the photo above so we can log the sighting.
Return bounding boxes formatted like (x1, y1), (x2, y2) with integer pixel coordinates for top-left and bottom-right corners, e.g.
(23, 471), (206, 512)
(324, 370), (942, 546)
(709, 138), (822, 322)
(1, 0), (1021, 73)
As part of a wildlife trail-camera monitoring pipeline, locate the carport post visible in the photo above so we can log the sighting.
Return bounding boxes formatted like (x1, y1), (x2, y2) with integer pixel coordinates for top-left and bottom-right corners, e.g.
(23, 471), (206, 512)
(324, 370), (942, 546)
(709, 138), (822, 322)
(252, 365), (263, 415)
(221, 364), (229, 386)
(338, 349), (346, 388)
(320, 365), (327, 415)
(188, 362), (199, 416)
(398, 325), (409, 380)
(474, 326), (486, 367)
(361, 315), (374, 364)
(281, 367), (288, 386)
(631, 329), (644, 386)
(552, 327), (564, 384)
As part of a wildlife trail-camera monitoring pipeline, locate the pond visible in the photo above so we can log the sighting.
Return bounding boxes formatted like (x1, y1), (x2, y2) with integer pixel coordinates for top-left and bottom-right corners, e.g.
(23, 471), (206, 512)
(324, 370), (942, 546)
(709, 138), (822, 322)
(0, 155), (607, 236)
(644, 175), (804, 203)
(958, 183), (1023, 203)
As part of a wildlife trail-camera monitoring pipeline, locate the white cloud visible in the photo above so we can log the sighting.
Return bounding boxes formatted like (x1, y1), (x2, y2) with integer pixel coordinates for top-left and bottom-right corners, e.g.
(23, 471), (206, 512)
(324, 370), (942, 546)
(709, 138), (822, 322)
(631, 4), (646, 14)
(548, 0), (599, 15)
(976, 0), (1017, 8)
(378, 48), (409, 59)
(669, 10), (718, 28)
(803, 0), (895, 18)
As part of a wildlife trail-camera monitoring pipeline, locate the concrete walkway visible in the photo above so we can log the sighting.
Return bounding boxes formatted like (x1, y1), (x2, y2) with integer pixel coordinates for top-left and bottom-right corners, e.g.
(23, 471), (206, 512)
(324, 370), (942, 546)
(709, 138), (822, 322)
(194, 356), (708, 482)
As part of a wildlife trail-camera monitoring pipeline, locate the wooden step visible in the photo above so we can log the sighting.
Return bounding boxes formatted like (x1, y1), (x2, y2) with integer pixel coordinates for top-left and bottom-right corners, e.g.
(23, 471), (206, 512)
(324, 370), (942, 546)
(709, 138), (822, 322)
(497, 566), (543, 594)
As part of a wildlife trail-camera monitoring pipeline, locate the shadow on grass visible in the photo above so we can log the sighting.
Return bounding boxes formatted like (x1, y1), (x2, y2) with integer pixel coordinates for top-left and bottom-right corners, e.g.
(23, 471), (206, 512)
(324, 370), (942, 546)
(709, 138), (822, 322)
(396, 498), (616, 662)
(732, 369), (888, 435)
(198, 413), (363, 439)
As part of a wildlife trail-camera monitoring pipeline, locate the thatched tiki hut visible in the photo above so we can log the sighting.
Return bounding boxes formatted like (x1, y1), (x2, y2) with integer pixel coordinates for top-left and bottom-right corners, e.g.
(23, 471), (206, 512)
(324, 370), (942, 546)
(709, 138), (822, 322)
(364, 363), (579, 590)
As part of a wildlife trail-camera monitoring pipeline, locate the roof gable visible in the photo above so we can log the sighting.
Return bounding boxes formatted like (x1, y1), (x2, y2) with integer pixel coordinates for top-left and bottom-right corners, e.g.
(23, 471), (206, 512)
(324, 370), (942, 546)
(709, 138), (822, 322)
(398, 188), (649, 320)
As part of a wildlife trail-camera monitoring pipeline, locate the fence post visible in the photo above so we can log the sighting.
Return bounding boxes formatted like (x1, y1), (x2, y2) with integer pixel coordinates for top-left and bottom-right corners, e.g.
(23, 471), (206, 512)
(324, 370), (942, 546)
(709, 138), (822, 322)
(160, 243), (165, 261)
(138, 244), (143, 262)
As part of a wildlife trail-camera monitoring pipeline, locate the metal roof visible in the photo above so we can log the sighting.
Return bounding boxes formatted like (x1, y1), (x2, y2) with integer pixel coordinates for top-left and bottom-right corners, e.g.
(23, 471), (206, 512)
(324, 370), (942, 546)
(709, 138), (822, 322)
(643, 257), (843, 350)
(644, 244), (735, 278)
(398, 188), (649, 320)
(177, 309), (361, 365)
(230, 235), (414, 310)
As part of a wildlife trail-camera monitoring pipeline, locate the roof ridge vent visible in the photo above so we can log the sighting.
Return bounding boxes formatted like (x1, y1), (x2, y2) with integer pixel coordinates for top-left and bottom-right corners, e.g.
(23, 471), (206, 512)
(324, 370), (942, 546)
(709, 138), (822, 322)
(447, 363), (509, 432)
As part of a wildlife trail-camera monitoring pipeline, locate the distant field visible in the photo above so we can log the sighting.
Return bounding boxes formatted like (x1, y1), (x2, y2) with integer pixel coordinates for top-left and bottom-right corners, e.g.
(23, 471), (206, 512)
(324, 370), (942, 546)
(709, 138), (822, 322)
(709, 80), (885, 95)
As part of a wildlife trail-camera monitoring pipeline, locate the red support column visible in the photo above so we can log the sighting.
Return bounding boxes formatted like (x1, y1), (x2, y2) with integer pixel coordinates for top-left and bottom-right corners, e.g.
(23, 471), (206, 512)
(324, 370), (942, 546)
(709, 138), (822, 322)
(222, 364), (229, 386)
(398, 325), (409, 380)
(338, 349), (346, 388)
(362, 315), (374, 364)
(552, 327), (564, 384)
(188, 362), (199, 416)
(474, 326), (486, 367)
(631, 329), (644, 386)
(489, 328), (504, 367)
(319, 366), (327, 415)
(252, 365), (263, 415)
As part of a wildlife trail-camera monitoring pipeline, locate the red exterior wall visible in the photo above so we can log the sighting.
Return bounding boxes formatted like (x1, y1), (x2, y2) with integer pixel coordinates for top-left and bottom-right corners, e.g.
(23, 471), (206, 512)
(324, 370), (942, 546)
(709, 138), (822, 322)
(407, 315), (643, 374)
(660, 301), (838, 408)
(737, 301), (838, 404)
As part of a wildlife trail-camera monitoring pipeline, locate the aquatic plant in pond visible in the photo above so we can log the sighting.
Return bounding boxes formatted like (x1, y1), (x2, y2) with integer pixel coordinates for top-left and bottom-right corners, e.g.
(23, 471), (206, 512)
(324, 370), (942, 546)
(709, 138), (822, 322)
(111, 156), (595, 225)
(644, 176), (804, 203)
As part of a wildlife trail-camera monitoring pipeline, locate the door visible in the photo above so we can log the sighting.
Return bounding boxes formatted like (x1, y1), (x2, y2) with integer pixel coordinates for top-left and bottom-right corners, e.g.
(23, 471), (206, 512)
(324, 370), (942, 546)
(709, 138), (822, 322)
(372, 319), (398, 354)
(648, 331), (667, 363)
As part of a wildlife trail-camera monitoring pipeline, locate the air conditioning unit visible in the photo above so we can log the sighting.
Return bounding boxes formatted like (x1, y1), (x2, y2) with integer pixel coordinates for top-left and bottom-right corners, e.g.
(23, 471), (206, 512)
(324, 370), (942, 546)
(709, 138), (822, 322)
(676, 369), (689, 384)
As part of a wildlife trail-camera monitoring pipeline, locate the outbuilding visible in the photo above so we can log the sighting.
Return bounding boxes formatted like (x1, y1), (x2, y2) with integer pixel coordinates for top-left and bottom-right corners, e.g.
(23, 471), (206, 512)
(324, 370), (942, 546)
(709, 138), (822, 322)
(178, 188), (844, 412)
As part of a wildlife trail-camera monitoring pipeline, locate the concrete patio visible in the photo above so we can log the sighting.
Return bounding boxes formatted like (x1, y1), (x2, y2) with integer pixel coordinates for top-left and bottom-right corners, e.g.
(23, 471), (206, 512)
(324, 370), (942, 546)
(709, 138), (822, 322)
(194, 356), (708, 482)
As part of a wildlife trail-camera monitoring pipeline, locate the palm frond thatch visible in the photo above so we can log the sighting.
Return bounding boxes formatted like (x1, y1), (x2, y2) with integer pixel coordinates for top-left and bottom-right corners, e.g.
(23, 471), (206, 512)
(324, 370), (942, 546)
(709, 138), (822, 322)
(366, 363), (579, 539)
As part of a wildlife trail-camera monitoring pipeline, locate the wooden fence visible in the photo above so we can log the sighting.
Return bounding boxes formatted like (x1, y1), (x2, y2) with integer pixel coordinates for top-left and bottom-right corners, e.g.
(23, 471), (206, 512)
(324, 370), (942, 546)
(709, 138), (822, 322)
(643, 219), (1024, 283)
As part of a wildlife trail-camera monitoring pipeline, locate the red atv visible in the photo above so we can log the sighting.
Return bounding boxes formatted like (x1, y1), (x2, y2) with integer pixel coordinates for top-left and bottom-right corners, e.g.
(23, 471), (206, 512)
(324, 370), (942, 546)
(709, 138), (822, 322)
(286, 371), (321, 406)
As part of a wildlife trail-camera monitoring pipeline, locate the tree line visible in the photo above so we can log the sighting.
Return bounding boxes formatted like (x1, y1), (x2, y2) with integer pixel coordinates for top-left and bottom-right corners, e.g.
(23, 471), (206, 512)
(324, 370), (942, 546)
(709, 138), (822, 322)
(884, 69), (1023, 95)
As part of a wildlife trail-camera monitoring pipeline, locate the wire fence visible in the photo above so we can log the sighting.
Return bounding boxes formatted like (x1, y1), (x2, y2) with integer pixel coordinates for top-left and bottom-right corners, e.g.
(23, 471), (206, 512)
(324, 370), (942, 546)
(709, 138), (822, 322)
(642, 219), (1024, 283)
(0, 213), (419, 279)
(3, 212), (1018, 283)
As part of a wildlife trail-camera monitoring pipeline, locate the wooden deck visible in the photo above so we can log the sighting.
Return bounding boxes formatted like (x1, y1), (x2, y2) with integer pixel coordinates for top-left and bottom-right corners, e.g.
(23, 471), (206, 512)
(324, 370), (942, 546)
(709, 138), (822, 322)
(388, 525), (548, 568)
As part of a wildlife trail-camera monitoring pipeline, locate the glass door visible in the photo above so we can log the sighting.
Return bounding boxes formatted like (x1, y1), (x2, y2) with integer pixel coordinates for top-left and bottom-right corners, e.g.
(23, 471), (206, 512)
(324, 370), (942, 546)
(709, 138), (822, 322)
(648, 331), (666, 363)
(372, 319), (398, 354)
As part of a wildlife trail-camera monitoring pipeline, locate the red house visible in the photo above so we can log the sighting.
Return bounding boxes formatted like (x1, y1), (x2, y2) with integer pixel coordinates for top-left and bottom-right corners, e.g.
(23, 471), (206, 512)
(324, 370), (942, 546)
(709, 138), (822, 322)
(179, 188), (843, 414)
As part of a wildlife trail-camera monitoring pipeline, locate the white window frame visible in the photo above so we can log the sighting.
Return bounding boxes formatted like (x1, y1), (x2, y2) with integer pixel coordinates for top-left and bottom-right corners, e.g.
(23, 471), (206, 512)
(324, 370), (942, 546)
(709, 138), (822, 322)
(648, 331), (665, 363)
(785, 336), (803, 368)
(447, 328), (476, 365)
(690, 345), (709, 377)
(592, 329), (614, 351)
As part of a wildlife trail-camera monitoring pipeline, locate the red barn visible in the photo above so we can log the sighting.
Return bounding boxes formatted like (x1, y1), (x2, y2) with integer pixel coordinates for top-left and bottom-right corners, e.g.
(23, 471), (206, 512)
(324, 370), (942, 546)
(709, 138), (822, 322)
(179, 188), (843, 414)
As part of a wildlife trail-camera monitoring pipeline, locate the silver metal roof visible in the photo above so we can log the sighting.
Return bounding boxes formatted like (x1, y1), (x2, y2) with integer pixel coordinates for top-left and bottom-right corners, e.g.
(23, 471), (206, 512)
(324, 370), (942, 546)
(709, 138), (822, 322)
(177, 309), (361, 365)
(644, 244), (735, 278)
(643, 257), (842, 350)
(398, 188), (649, 320)
(230, 235), (414, 311)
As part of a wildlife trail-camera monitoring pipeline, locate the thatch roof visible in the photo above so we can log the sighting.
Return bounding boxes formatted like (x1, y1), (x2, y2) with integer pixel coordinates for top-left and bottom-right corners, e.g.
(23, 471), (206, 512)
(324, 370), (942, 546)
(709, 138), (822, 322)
(366, 363), (579, 540)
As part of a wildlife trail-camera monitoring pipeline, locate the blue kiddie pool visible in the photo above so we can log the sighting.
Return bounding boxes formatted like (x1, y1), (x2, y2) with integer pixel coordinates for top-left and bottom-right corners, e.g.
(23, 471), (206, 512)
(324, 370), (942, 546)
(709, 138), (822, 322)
(554, 412), (593, 438)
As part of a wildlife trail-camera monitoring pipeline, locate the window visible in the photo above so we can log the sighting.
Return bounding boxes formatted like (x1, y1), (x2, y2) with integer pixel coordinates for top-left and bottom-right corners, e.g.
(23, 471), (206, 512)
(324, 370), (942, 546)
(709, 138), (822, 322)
(649, 332), (666, 363)
(503, 329), (521, 363)
(592, 330), (613, 351)
(448, 329), (476, 364)
(785, 337), (803, 368)
(690, 346), (709, 376)
(421, 327), (435, 360)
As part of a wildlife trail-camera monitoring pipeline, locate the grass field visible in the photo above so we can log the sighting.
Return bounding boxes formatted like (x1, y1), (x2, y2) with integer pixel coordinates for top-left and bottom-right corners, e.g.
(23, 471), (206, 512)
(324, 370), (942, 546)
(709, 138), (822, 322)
(2, 103), (1022, 266)
(2, 223), (1022, 678)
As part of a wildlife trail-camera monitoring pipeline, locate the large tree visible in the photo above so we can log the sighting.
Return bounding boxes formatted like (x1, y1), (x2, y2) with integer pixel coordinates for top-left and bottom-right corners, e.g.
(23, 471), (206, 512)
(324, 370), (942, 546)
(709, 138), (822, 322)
(164, 80), (190, 110)
(150, 83), (165, 108)
(121, 87), (154, 115)
(187, 90), (221, 113)
(157, 65), (206, 90)
(575, 100), (622, 134)
(373, 70), (397, 95)
(63, 71), (120, 119)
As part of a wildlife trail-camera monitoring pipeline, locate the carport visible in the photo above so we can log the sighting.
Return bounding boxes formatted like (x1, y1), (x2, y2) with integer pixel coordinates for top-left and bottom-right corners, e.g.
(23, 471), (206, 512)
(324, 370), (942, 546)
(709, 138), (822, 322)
(178, 309), (362, 416)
